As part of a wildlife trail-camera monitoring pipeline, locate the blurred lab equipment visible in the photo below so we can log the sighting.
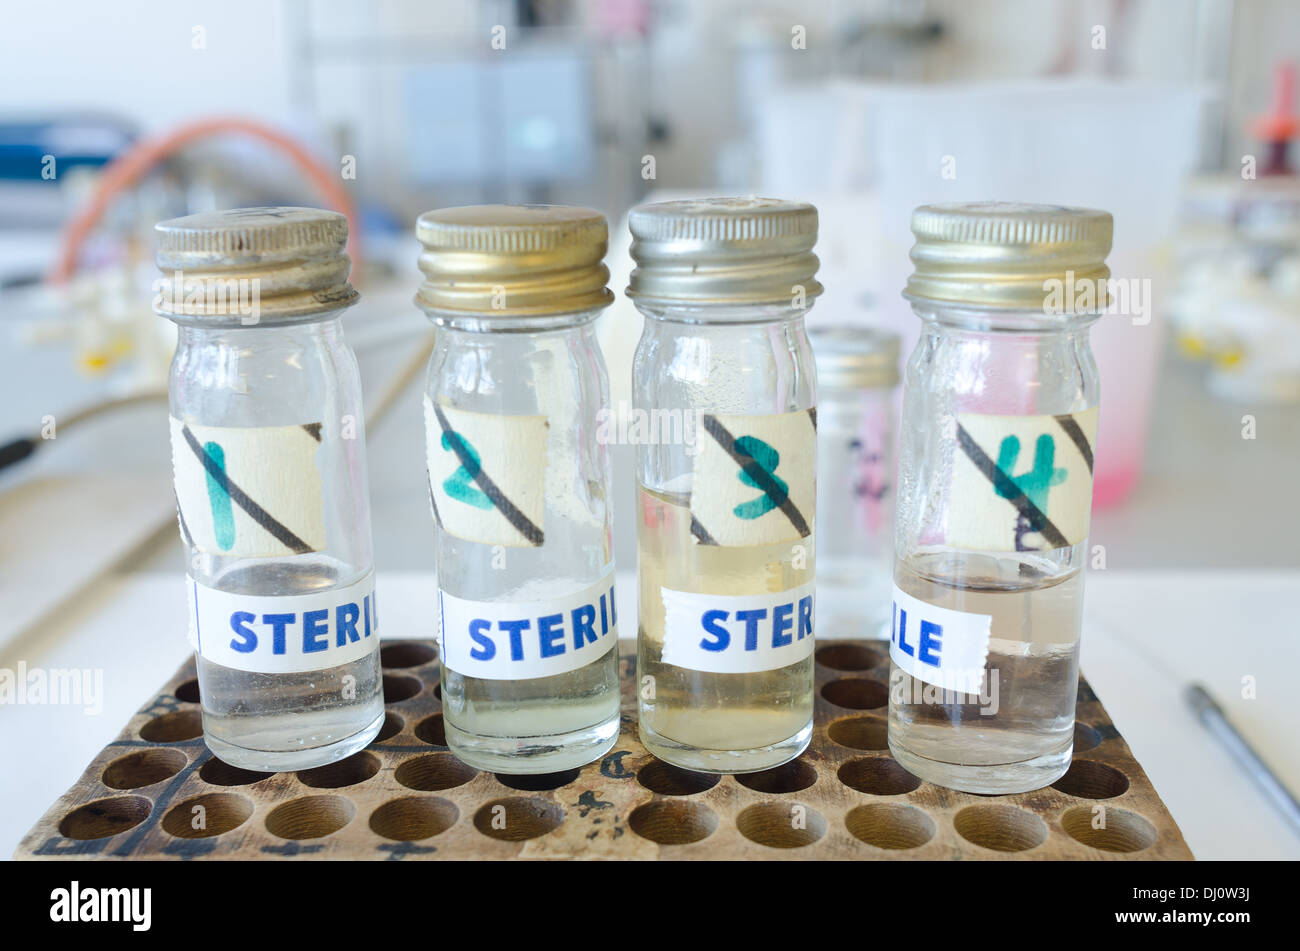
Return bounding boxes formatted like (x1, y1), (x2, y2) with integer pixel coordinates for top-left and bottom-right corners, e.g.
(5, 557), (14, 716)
(1168, 63), (1300, 404)
(811, 325), (899, 641)
(757, 80), (1205, 506)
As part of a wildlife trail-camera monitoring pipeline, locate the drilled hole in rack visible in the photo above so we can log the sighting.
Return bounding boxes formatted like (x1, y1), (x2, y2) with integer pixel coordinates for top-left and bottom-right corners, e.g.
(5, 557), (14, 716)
(1061, 805), (1157, 853)
(736, 757), (817, 794)
(846, 803), (935, 850)
(199, 757), (274, 787)
(1073, 721), (1103, 753)
(636, 760), (720, 796)
(297, 751), (381, 789)
(496, 769), (580, 792)
(174, 679), (201, 703)
(821, 678), (888, 710)
(837, 757), (922, 796)
(372, 712), (404, 743)
(265, 795), (354, 840)
(59, 796), (152, 840)
(381, 642), (437, 669)
(826, 716), (888, 750)
(434, 682), (442, 701)
(816, 644), (884, 671)
(383, 674), (422, 704)
(101, 749), (188, 790)
(736, 802), (826, 849)
(953, 804), (1047, 852)
(1052, 760), (1129, 799)
(396, 753), (477, 792)
(370, 796), (459, 841)
(629, 800), (718, 845)
(473, 797), (564, 841)
(161, 793), (253, 839)
(139, 709), (203, 742)
(414, 713), (447, 747)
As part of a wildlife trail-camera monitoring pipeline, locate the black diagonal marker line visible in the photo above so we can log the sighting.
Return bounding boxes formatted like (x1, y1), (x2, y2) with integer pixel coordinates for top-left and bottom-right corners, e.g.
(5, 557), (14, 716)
(301, 422), (323, 442)
(690, 515), (719, 546)
(431, 403), (544, 546)
(1052, 413), (1094, 474)
(181, 425), (314, 555)
(955, 423), (1070, 549)
(808, 407), (817, 430)
(701, 415), (810, 538)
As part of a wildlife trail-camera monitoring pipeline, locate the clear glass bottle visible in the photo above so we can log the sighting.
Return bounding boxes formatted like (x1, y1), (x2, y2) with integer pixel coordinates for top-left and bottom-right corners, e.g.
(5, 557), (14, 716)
(416, 205), (621, 774)
(156, 207), (383, 772)
(811, 325), (900, 641)
(888, 202), (1111, 793)
(628, 198), (821, 773)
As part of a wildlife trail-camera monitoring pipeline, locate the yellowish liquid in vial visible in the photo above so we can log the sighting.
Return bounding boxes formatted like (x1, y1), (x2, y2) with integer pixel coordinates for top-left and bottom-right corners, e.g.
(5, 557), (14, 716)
(636, 486), (814, 772)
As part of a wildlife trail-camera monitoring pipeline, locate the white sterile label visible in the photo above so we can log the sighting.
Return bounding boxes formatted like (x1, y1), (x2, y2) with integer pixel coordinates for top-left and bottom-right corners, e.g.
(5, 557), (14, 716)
(438, 571), (618, 681)
(187, 573), (378, 674)
(170, 418), (327, 558)
(660, 581), (816, 674)
(889, 585), (991, 695)
(948, 407), (1098, 553)
(425, 398), (548, 548)
(690, 409), (816, 547)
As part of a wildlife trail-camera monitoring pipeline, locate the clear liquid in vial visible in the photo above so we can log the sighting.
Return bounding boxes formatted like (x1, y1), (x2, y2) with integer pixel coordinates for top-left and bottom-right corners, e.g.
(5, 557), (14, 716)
(197, 559), (385, 772)
(637, 487), (814, 773)
(888, 550), (1082, 793)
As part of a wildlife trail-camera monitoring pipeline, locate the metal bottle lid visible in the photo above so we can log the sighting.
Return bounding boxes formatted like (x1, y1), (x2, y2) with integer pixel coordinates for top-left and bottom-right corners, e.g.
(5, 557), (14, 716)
(414, 205), (614, 318)
(154, 206), (358, 325)
(810, 325), (901, 390)
(626, 197), (823, 306)
(904, 202), (1114, 312)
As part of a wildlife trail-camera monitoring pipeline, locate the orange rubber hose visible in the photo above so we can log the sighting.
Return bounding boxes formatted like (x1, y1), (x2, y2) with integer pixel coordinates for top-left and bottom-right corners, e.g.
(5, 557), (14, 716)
(48, 116), (362, 284)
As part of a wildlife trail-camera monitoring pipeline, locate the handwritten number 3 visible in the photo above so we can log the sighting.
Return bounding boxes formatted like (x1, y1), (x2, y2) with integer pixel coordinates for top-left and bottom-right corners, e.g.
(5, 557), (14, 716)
(732, 435), (788, 520)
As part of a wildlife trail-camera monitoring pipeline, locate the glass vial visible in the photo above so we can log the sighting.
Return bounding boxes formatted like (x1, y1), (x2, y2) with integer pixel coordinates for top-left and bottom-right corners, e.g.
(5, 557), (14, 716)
(156, 207), (384, 772)
(810, 326), (900, 641)
(628, 198), (821, 773)
(888, 202), (1111, 793)
(416, 205), (621, 774)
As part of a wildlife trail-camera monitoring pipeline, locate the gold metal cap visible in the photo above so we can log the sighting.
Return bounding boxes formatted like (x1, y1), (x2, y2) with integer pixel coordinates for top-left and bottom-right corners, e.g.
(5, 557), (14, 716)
(810, 325), (900, 390)
(626, 197), (823, 306)
(904, 202), (1113, 311)
(154, 206), (358, 324)
(414, 205), (614, 318)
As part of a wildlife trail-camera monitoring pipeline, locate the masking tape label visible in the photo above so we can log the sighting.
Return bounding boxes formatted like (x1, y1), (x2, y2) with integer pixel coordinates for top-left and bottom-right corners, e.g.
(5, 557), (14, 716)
(889, 584), (991, 695)
(947, 407), (1098, 553)
(690, 409), (816, 547)
(437, 570), (618, 681)
(425, 398), (548, 548)
(187, 572), (378, 674)
(170, 418), (327, 558)
(660, 581), (815, 674)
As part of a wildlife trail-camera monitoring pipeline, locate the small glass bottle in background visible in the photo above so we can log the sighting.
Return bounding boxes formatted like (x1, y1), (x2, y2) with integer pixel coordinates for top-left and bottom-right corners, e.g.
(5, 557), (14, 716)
(416, 205), (621, 774)
(156, 207), (384, 772)
(889, 202), (1110, 794)
(628, 197), (821, 773)
(810, 325), (900, 641)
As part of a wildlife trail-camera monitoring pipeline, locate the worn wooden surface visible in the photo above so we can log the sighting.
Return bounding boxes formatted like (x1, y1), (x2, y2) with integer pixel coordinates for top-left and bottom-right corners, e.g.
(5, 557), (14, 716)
(16, 639), (1192, 860)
